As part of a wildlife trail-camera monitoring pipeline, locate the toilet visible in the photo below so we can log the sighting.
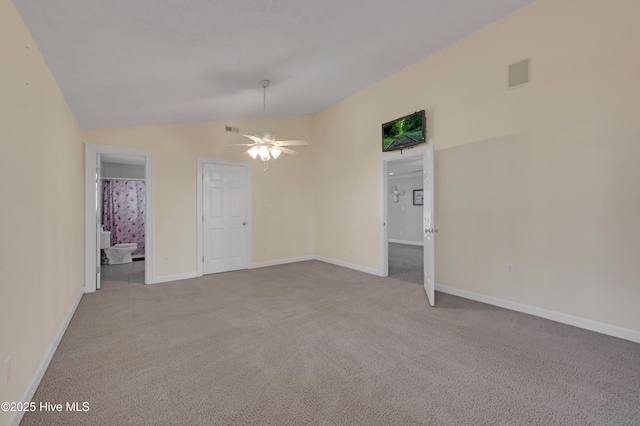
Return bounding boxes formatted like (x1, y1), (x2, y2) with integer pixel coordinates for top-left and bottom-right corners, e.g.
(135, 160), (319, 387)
(104, 243), (138, 265)
(100, 230), (137, 264)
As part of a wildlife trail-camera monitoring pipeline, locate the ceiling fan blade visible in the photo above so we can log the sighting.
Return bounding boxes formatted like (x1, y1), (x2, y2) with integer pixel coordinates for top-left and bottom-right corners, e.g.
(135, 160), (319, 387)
(242, 134), (264, 144)
(277, 139), (309, 146)
(278, 146), (300, 156)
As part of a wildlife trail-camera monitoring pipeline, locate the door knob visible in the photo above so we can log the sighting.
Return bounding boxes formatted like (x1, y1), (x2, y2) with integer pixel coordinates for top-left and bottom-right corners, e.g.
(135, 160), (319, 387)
(242, 221), (247, 226)
(425, 228), (439, 233)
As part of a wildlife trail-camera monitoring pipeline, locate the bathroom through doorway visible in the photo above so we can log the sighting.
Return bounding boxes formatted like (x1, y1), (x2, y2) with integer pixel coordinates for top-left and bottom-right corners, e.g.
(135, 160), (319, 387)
(99, 154), (147, 290)
(85, 144), (154, 293)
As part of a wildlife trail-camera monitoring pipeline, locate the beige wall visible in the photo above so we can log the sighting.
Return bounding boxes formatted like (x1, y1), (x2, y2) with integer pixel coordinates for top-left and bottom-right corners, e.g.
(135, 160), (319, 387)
(313, 0), (640, 331)
(0, 0), (84, 422)
(83, 115), (315, 278)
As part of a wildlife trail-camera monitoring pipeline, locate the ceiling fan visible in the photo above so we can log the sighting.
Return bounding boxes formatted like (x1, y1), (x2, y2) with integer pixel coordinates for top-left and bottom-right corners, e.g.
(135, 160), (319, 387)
(391, 186), (405, 203)
(228, 80), (308, 168)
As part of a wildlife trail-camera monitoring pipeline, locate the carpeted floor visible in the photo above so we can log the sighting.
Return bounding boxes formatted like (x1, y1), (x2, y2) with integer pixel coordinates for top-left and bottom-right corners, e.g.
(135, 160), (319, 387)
(388, 242), (423, 285)
(22, 261), (640, 425)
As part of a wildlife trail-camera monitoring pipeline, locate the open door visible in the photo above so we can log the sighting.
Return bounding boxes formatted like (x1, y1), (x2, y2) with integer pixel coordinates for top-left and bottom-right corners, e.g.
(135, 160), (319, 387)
(423, 139), (435, 306)
(95, 154), (102, 290)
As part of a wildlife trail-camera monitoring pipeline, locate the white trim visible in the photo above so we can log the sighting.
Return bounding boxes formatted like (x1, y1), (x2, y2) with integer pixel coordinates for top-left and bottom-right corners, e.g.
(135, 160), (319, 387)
(435, 283), (640, 344)
(144, 152), (154, 287)
(157, 255), (313, 280)
(84, 144), (154, 292)
(84, 147), (95, 291)
(197, 157), (252, 277)
(8, 288), (83, 426)
(250, 255), (315, 269)
(379, 157), (388, 277)
(315, 256), (383, 277)
(153, 272), (199, 284)
(388, 239), (424, 246)
(379, 146), (427, 277)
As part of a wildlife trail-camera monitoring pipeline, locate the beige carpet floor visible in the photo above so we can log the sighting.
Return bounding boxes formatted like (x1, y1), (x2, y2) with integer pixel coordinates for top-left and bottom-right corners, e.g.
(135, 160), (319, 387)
(22, 261), (640, 425)
(388, 242), (423, 285)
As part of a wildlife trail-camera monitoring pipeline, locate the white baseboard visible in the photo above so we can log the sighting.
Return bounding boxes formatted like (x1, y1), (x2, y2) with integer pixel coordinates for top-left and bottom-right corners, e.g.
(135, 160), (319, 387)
(8, 287), (84, 426)
(153, 271), (198, 284)
(388, 239), (423, 246)
(315, 256), (383, 277)
(250, 255), (315, 269)
(250, 255), (382, 278)
(435, 283), (640, 344)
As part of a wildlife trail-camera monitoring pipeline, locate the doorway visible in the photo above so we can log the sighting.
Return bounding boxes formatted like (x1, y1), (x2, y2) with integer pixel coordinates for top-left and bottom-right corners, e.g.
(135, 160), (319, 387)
(84, 144), (154, 292)
(379, 140), (435, 305)
(99, 154), (147, 290)
(386, 156), (424, 284)
(196, 157), (251, 276)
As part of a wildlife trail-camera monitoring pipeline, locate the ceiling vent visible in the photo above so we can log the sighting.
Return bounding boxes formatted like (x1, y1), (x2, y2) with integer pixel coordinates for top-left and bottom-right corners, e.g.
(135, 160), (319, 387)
(508, 58), (531, 89)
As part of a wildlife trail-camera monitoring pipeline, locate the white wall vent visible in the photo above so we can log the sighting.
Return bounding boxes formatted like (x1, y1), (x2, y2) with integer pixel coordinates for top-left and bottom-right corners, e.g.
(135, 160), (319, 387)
(508, 58), (531, 89)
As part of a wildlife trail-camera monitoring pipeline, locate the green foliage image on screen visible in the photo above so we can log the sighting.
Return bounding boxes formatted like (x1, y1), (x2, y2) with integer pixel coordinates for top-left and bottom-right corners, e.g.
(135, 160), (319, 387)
(382, 111), (425, 151)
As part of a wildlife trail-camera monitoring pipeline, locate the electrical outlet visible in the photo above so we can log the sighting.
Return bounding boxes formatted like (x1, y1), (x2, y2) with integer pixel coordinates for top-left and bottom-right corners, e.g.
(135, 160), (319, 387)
(506, 264), (514, 274)
(163, 257), (169, 265)
(3, 357), (11, 386)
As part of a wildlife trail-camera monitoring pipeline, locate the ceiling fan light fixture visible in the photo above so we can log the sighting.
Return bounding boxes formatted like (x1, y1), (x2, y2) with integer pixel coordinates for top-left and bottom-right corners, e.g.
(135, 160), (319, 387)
(248, 146), (259, 159)
(227, 80), (308, 169)
(269, 146), (281, 159)
(258, 145), (270, 161)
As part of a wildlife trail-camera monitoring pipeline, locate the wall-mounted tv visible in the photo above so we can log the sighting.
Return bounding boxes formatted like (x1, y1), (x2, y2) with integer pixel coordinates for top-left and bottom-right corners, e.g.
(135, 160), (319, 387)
(382, 110), (426, 152)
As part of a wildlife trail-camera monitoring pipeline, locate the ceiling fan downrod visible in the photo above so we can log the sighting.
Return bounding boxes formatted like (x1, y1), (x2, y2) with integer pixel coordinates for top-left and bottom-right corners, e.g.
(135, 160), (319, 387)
(260, 79), (269, 134)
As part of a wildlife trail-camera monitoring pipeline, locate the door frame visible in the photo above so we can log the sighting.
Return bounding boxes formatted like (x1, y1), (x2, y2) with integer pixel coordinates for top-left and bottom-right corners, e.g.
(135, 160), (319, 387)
(196, 156), (252, 277)
(378, 145), (427, 277)
(84, 143), (154, 292)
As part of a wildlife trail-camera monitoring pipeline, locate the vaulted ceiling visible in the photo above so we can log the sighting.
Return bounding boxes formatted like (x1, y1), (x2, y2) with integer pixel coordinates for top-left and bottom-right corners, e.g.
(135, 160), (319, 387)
(14, 0), (533, 129)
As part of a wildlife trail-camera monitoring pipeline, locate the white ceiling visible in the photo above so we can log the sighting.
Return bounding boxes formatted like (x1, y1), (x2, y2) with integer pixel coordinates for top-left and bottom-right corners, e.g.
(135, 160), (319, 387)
(101, 154), (145, 166)
(388, 156), (424, 177)
(14, 0), (533, 130)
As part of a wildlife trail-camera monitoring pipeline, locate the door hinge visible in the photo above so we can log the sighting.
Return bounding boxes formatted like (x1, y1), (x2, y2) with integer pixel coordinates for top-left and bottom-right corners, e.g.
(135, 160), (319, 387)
(96, 266), (100, 274)
(202, 256), (204, 263)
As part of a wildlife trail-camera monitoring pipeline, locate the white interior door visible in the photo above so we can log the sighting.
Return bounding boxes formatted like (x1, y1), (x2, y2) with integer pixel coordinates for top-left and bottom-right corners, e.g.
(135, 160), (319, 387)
(95, 154), (101, 290)
(203, 163), (248, 274)
(423, 139), (435, 306)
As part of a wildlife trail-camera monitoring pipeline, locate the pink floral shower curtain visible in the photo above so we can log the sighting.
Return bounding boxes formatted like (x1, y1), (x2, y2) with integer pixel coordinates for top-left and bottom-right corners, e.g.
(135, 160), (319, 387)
(102, 179), (145, 257)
